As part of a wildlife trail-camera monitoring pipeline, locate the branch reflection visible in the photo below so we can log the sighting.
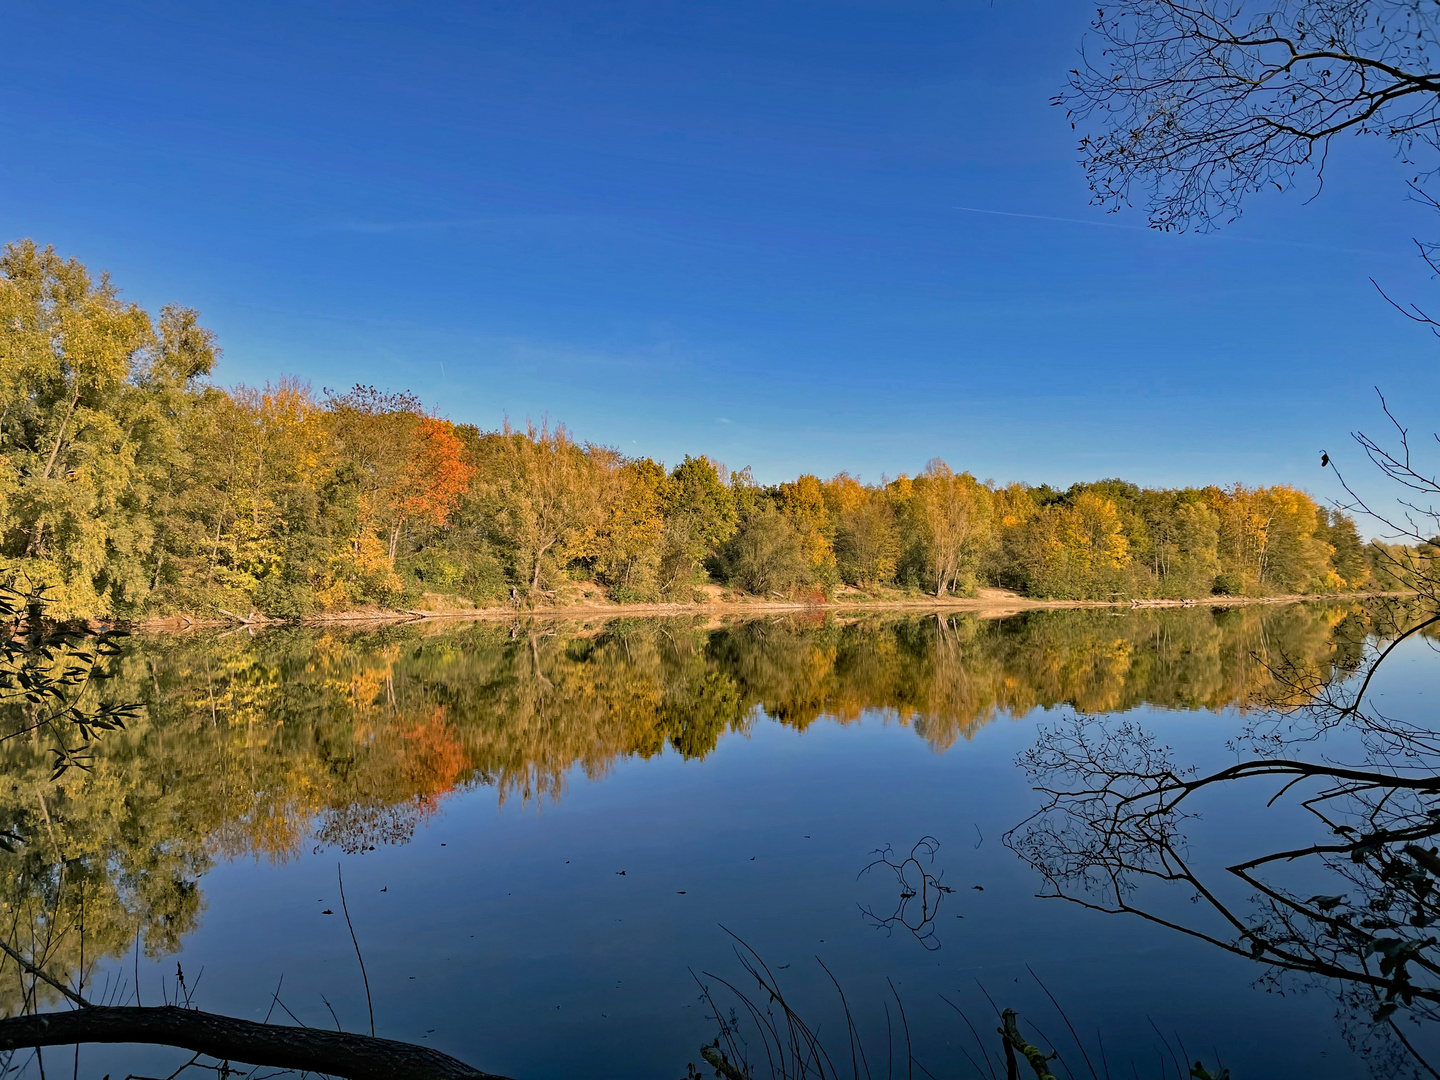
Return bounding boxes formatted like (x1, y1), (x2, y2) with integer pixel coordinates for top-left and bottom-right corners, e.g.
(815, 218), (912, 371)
(1007, 601), (1440, 1076)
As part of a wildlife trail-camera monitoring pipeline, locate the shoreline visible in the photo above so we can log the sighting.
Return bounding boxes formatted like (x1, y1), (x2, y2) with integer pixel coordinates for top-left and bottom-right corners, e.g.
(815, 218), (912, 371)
(129, 590), (1417, 633)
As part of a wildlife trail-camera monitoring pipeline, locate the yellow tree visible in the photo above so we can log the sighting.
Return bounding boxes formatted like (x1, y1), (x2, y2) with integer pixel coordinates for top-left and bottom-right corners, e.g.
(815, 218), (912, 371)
(595, 457), (668, 600)
(1250, 486), (1333, 593)
(476, 421), (609, 595)
(908, 460), (994, 597)
(0, 240), (216, 615)
(1207, 484), (1331, 594)
(1059, 492), (1132, 581)
(189, 379), (332, 599)
(1009, 492), (1132, 599)
(824, 473), (899, 586)
(778, 474), (837, 583)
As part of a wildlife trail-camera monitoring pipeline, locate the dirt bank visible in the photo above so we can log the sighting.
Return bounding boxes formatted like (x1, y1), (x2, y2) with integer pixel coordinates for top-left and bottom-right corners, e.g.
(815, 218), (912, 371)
(130, 589), (1416, 633)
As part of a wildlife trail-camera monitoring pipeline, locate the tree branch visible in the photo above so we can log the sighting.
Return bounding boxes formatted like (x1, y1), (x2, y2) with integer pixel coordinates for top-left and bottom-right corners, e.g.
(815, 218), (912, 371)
(0, 1005), (512, 1080)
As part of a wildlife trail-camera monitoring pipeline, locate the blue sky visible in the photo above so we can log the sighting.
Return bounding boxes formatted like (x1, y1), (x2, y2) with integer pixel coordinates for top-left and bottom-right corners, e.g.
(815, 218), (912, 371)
(2, 1), (1434, 500)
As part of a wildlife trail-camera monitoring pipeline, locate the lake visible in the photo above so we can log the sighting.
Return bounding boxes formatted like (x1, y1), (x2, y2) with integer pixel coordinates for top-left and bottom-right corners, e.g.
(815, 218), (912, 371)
(2, 603), (1436, 1079)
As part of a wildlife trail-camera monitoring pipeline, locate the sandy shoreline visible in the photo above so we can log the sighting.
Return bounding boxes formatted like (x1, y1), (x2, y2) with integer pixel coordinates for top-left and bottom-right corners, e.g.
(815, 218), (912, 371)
(128, 590), (1416, 633)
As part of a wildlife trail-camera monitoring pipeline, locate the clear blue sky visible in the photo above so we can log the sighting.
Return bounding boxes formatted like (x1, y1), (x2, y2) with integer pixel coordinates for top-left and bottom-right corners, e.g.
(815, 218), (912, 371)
(2, 1), (1434, 499)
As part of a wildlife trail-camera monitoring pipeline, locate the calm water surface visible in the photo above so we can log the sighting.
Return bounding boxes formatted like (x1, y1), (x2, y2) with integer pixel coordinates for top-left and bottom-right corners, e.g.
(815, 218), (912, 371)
(3, 605), (1433, 1078)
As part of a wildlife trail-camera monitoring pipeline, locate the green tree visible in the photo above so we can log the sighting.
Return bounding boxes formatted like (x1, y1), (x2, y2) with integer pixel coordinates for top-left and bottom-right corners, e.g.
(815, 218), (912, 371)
(721, 501), (810, 596)
(659, 455), (738, 592)
(0, 240), (216, 616)
(1322, 507), (1369, 590)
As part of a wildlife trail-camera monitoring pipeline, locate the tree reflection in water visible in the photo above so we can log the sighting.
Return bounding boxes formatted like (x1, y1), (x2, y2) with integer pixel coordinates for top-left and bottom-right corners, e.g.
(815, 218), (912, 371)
(0, 602), (1385, 1072)
(1008, 601), (1440, 1077)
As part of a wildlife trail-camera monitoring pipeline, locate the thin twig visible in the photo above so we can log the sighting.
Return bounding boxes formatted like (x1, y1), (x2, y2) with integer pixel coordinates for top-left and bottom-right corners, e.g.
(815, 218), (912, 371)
(337, 864), (375, 1038)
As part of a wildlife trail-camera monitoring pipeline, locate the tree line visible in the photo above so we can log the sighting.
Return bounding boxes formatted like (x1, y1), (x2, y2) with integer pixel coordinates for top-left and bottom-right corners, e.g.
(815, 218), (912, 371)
(1, 240), (1395, 619)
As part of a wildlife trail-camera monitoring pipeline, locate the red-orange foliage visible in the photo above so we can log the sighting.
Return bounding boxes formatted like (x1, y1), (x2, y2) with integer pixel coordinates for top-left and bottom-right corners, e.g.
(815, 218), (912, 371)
(401, 417), (475, 527)
(401, 708), (470, 811)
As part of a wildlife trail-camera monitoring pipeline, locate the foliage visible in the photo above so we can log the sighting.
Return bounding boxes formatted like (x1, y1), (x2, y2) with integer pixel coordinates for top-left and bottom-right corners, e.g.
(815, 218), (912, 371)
(471, 421), (609, 597)
(720, 502), (810, 596)
(0, 575), (141, 778)
(2, 240), (1389, 617)
(0, 241), (216, 616)
(898, 461), (993, 598)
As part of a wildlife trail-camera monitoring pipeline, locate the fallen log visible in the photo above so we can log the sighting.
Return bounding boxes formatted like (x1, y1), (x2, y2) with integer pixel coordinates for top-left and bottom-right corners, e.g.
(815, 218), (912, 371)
(0, 1005), (512, 1080)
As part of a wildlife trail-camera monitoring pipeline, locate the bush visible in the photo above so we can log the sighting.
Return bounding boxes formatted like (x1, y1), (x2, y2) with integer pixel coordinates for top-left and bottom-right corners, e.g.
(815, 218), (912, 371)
(608, 583), (648, 605)
(1212, 572), (1245, 596)
(253, 578), (320, 618)
(404, 542), (508, 605)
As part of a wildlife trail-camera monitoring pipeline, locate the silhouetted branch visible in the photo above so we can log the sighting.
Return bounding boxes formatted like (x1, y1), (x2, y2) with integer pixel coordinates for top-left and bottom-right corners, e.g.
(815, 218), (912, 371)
(0, 1005), (510, 1080)
(1061, 0), (1440, 231)
(857, 837), (954, 951)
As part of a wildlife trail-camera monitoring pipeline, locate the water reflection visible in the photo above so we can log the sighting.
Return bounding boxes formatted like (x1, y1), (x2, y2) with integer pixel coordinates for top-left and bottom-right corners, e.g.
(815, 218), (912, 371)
(0, 602), (1390, 1062)
(1008, 603), (1440, 1076)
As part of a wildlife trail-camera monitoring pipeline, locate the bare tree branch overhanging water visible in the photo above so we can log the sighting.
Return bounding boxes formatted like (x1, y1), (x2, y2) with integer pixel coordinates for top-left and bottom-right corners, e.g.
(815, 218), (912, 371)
(1062, 0), (1440, 232)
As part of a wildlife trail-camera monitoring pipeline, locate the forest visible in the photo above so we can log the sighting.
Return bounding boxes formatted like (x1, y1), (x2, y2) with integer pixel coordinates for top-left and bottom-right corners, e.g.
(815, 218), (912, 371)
(0, 240), (1401, 619)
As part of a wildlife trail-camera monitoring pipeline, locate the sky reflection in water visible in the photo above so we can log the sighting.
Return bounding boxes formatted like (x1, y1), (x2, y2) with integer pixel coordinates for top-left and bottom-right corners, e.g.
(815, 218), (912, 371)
(1, 604), (1425, 1079)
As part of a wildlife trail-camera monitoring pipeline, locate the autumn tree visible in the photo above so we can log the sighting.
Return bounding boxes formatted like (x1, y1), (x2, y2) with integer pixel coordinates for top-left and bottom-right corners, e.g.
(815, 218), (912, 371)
(399, 417), (476, 535)
(475, 421), (608, 596)
(1206, 485), (1333, 595)
(0, 240), (216, 616)
(594, 457), (668, 601)
(323, 385), (425, 559)
(304, 386), (476, 608)
(158, 379), (335, 613)
(902, 460), (994, 597)
(777, 474), (837, 585)
(1012, 492), (1134, 600)
(826, 473), (899, 587)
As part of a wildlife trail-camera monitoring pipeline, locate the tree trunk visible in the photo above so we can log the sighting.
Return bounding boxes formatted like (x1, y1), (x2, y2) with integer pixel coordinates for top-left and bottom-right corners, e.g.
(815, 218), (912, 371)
(0, 1005), (511, 1080)
(40, 386), (82, 482)
(26, 376), (77, 558)
(531, 537), (556, 593)
(204, 515), (226, 586)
